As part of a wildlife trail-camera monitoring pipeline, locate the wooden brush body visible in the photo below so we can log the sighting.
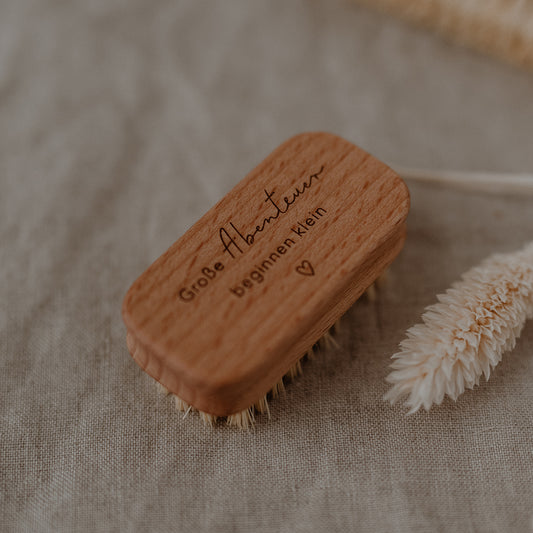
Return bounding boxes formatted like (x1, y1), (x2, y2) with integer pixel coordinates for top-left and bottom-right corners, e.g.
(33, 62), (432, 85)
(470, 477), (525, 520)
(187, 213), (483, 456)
(122, 132), (410, 416)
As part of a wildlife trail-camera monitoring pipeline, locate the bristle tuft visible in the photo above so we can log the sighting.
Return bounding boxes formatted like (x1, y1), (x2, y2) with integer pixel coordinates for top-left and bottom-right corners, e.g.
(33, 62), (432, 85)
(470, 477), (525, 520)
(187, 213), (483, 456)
(173, 395), (190, 412)
(254, 395), (270, 417)
(364, 269), (388, 301)
(285, 359), (302, 380)
(143, 312), (345, 427)
(319, 330), (339, 350)
(270, 378), (285, 398)
(155, 381), (170, 396)
(200, 411), (217, 426)
(227, 408), (255, 429)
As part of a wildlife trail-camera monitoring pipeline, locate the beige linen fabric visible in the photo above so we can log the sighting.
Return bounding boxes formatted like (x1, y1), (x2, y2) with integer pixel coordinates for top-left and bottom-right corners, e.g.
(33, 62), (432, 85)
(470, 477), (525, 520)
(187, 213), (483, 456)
(1, 1), (533, 532)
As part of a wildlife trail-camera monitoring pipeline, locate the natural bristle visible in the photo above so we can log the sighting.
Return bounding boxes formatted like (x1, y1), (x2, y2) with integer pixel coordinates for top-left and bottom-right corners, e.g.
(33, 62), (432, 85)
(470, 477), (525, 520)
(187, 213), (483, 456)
(173, 395), (189, 413)
(285, 360), (302, 380)
(363, 268), (388, 303)
(318, 330), (339, 350)
(254, 396), (270, 417)
(145, 319), (344, 427)
(155, 382), (170, 396)
(226, 408), (255, 429)
(270, 378), (285, 399)
(200, 411), (217, 426)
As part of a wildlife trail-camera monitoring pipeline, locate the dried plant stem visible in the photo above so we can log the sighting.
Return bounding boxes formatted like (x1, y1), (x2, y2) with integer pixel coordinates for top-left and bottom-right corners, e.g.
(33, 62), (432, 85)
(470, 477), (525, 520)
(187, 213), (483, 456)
(395, 166), (533, 195)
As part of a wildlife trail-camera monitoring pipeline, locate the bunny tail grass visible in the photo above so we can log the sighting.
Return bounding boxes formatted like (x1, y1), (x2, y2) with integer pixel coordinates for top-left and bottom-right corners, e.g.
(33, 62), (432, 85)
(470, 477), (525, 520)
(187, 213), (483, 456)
(385, 242), (533, 413)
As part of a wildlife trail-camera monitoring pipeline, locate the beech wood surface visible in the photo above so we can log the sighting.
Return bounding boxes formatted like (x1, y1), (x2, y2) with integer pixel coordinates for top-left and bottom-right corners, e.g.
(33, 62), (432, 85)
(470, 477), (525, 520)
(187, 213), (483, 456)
(122, 132), (410, 416)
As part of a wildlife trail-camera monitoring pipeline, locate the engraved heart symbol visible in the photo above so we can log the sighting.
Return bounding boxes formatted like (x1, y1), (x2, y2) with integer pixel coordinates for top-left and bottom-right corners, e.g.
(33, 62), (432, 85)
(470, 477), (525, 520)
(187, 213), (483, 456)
(296, 260), (315, 277)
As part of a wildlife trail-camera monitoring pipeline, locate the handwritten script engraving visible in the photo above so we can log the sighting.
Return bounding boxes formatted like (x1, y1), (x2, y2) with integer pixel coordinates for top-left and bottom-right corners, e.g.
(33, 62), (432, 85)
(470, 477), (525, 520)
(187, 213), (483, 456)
(219, 166), (324, 259)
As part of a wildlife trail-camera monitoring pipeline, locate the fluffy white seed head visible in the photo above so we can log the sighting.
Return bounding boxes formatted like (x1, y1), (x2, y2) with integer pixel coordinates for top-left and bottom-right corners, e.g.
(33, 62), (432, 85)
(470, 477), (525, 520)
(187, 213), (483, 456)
(385, 242), (533, 413)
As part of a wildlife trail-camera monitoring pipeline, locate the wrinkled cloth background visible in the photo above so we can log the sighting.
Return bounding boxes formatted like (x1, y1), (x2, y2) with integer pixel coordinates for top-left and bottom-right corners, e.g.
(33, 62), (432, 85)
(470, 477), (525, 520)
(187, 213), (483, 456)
(1, 1), (533, 532)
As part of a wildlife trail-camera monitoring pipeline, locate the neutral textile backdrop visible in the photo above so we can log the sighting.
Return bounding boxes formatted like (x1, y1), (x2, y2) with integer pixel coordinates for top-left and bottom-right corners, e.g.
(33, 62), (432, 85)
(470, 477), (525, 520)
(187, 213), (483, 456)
(1, 1), (533, 532)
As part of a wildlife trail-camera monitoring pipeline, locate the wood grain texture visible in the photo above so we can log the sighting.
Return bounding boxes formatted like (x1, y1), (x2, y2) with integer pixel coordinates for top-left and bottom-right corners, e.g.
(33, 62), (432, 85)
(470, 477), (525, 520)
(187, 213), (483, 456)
(122, 132), (410, 416)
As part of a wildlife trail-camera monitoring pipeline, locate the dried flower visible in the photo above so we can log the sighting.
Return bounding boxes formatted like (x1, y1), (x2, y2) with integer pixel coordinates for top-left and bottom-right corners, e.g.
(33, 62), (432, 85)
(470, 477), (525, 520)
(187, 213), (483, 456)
(385, 241), (533, 413)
